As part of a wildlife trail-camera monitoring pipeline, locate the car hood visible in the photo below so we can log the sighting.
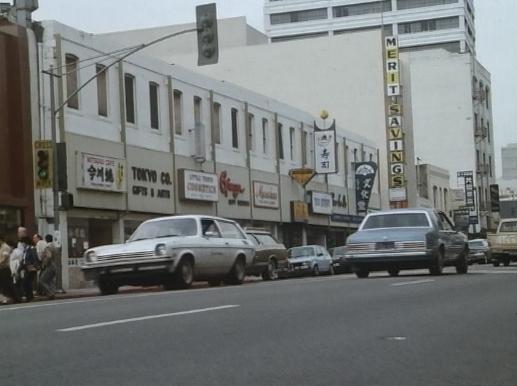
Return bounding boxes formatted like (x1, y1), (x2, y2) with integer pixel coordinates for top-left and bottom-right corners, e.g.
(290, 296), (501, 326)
(347, 228), (431, 244)
(89, 239), (162, 256)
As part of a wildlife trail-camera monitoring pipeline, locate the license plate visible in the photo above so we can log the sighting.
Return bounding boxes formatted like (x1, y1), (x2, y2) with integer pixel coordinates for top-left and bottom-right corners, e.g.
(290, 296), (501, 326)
(376, 242), (395, 250)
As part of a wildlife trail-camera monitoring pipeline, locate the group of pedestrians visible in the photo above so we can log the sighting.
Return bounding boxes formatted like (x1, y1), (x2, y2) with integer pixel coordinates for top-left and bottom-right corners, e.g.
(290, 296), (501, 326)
(0, 227), (59, 304)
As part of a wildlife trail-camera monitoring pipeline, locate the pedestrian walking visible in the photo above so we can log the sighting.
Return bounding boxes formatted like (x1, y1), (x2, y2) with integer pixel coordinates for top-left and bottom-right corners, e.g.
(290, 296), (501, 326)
(19, 237), (39, 302)
(9, 242), (24, 303)
(38, 237), (56, 300)
(45, 235), (64, 293)
(0, 236), (14, 304)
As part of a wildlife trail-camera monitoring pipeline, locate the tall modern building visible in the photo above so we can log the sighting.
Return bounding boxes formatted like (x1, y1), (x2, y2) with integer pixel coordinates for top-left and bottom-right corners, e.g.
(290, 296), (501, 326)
(502, 144), (517, 180)
(264, 0), (475, 53)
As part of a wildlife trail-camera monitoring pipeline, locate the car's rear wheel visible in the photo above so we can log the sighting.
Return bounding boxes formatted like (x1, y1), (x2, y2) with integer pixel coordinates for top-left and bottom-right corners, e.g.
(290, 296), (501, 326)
(98, 277), (119, 296)
(355, 269), (369, 279)
(455, 249), (469, 274)
(262, 259), (279, 281)
(493, 260), (500, 267)
(388, 268), (400, 277)
(226, 257), (246, 285)
(429, 249), (444, 276)
(503, 259), (510, 267)
(312, 265), (320, 276)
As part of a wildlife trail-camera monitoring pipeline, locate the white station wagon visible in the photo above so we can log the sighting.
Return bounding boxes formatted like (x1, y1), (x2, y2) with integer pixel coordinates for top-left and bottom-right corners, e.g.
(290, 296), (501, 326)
(81, 215), (255, 295)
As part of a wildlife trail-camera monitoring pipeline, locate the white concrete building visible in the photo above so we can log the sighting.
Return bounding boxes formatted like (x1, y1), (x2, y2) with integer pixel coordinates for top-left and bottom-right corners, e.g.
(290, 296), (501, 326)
(264, 0), (475, 53)
(501, 143), (517, 180)
(34, 21), (379, 288)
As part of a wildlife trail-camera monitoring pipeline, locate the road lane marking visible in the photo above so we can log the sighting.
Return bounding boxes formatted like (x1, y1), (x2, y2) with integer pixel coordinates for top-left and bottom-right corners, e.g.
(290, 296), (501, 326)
(56, 304), (240, 332)
(392, 279), (435, 287)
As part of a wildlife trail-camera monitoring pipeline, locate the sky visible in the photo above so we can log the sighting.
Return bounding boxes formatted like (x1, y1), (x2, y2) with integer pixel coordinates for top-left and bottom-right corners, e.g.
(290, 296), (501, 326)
(27, 0), (517, 177)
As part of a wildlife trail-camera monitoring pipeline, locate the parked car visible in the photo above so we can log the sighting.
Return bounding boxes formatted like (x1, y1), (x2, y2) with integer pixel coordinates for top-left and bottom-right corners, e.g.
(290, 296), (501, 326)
(487, 218), (517, 267)
(245, 229), (288, 280)
(81, 215), (255, 295)
(331, 246), (352, 273)
(288, 245), (334, 276)
(345, 209), (469, 278)
(468, 239), (492, 264)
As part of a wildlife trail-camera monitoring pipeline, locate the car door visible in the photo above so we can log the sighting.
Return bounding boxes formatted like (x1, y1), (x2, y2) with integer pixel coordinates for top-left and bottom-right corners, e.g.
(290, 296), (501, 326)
(435, 212), (454, 260)
(199, 218), (227, 275)
(216, 220), (250, 271)
(441, 212), (465, 258)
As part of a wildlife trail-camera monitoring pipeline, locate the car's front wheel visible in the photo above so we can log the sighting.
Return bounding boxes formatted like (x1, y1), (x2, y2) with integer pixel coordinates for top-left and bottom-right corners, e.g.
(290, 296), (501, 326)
(98, 277), (119, 296)
(174, 258), (194, 289)
(388, 268), (400, 277)
(262, 259), (279, 281)
(355, 269), (369, 279)
(455, 249), (469, 274)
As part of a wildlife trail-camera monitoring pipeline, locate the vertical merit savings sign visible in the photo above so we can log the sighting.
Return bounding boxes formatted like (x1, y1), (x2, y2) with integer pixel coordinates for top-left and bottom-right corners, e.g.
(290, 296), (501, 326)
(385, 36), (407, 205)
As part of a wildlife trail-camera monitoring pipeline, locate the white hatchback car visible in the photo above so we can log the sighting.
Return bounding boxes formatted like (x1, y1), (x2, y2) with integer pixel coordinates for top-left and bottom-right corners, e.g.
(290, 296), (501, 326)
(81, 215), (255, 295)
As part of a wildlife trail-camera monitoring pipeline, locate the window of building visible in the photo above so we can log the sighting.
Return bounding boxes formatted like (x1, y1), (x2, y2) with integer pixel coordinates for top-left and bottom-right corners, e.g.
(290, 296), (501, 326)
(333, 0), (391, 18)
(335, 24), (393, 35)
(399, 16), (459, 34)
(302, 131), (308, 165)
(124, 73), (136, 124)
(173, 90), (183, 135)
(65, 54), (79, 109)
(433, 186), (438, 208)
(444, 188), (448, 211)
(270, 8), (327, 25)
(487, 122), (491, 143)
(271, 31), (328, 43)
(485, 87), (490, 109)
(369, 153), (374, 161)
(261, 118), (268, 154)
(231, 108), (239, 149)
(149, 82), (159, 130)
(96, 64), (107, 117)
(396, 0), (458, 11)
(194, 96), (202, 125)
(213, 102), (221, 144)
(289, 127), (295, 161)
(476, 149), (480, 169)
(489, 155), (493, 177)
(277, 123), (284, 160)
(248, 113), (255, 151)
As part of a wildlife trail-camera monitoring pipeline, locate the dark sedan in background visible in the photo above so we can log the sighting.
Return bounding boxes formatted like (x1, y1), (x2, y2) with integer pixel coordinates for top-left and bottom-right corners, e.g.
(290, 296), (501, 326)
(245, 229), (288, 280)
(345, 209), (469, 278)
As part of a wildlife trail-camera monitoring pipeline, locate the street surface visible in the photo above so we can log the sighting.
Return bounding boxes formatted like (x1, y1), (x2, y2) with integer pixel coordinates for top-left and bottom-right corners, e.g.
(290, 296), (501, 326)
(2, 264), (517, 386)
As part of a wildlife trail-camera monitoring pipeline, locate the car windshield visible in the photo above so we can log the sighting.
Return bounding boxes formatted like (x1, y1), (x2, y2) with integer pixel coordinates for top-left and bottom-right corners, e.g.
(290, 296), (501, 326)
(289, 246), (315, 258)
(499, 221), (517, 233)
(362, 213), (430, 229)
(128, 218), (197, 241)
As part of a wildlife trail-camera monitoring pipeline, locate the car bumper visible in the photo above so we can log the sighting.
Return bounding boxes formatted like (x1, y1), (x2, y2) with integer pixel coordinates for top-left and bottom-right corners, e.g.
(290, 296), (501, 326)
(81, 258), (176, 282)
(345, 250), (434, 270)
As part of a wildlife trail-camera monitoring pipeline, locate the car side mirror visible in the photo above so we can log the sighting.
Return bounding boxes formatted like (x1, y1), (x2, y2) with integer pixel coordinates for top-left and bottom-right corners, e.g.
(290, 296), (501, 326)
(204, 231), (218, 238)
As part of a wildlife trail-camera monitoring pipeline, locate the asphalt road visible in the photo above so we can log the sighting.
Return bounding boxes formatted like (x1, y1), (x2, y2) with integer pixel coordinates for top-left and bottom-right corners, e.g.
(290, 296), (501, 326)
(2, 264), (517, 386)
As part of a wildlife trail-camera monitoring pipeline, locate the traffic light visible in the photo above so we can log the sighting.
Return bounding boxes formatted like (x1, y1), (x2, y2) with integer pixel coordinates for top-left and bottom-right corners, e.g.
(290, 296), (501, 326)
(196, 3), (218, 66)
(490, 184), (500, 212)
(34, 140), (53, 189)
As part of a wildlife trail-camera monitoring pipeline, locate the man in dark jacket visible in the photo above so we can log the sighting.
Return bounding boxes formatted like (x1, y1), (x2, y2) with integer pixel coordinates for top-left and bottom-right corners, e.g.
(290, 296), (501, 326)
(20, 237), (39, 302)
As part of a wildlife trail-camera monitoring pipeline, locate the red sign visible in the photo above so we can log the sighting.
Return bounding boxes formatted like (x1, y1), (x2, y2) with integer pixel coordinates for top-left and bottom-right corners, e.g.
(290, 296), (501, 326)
(219, 171), (244, 199)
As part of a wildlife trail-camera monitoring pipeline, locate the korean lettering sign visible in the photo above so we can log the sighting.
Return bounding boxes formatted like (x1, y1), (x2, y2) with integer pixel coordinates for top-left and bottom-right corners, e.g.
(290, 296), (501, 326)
(314, 130), (337, 174)
(355, 162), (378, 213)
(81, 153), (126, 192)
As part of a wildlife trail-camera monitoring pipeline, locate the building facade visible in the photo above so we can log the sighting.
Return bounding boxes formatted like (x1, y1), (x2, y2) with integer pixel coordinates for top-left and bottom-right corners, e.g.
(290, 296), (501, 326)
(501, 143), (517, 180)
(35, 21), (379, 288)
(264, 0), (475, 53)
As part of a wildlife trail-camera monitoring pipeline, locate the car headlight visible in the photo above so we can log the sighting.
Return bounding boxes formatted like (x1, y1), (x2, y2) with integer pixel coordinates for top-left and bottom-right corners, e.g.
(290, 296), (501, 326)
(86, 251), (97, 263)
(155, 244), (167, 256)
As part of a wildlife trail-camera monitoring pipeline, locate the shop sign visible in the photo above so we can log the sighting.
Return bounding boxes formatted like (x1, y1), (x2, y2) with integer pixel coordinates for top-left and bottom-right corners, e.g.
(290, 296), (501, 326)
(179, 169), (218, 202)
(464, 174), (475, 209)
(314, 130), (337, 174)
(291, 201), (309, 223)
(389, 187), (407, 202)
(385, 36), (400, 97)
(253, 181), (279, 209)
(219, 171), (249, 206)
(289, 168), (316, 187)
(355, 162), (378, 213)
(310, 191), (333, 215)
(81, 153), (125, 192)
(331, 214), (364, 225)
(130, 166), (172, 199)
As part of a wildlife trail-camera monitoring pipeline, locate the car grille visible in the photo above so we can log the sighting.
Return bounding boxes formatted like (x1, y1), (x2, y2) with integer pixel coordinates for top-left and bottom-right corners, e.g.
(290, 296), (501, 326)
(347, 243), (375, 252)
(395, 241), (426, 250)
(97, 251), (157, 262)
